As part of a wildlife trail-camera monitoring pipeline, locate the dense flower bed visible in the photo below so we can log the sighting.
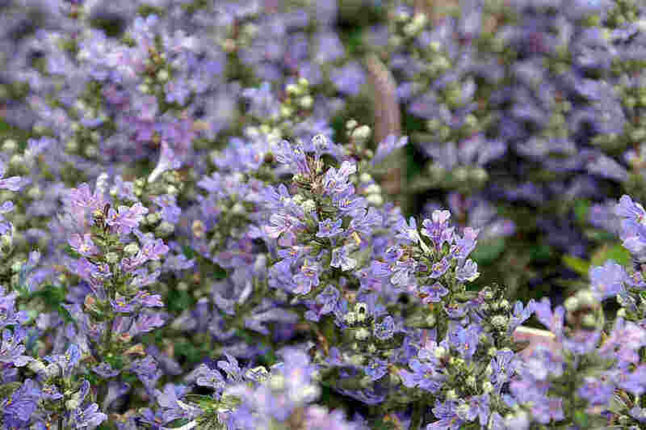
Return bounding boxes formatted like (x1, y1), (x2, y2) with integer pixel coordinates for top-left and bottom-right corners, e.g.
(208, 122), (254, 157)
(0, 0), (643, 429)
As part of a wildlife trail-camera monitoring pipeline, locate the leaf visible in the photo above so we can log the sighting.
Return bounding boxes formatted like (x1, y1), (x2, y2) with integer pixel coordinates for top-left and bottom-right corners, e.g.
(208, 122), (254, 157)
(590, 244), (632, 268)
(562, 255), (590, 277)
(574, 199), (590, 224)
(472, 238), (506, 266)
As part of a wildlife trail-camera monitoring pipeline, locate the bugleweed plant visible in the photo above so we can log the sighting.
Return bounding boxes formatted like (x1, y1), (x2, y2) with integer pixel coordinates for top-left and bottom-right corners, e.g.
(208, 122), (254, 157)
(0, 0), (643, 429)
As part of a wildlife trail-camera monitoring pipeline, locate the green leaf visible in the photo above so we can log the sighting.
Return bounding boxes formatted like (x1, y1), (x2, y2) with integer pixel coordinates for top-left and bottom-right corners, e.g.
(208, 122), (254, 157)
(562, 255), (590, 277)
(472, 238), (506, 266)
(530, 244), (553, 263)
(574, 199), (590, 224)
(590, 244), (632, 268)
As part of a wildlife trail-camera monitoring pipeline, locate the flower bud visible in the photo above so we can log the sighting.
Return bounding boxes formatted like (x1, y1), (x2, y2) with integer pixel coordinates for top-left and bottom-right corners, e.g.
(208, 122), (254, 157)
(124, 243), (139, 256)
(344, 312), (357, 325)
(352, 125), (371, 141)
(156, 221), (175, 236)
(301, 199), (316, 213)
(355, 328), (370, 341)
(2, 139), (17, 152)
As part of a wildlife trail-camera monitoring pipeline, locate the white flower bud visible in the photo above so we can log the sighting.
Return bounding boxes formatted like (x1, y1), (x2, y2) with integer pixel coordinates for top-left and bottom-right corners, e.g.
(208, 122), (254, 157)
(66, 139), (79, 152)
(301, 199), (316, 213)
(434, 346), (447, 359)
(268, 374), (285, 391)
(365, 184), (381, 194)
(105, 252), (119, 264)
(27, 187), (42, 200)
(344, 312), (357, 325)
(124, 243), (140, 256)
(9, 154), (24, 168)
(2, 139), (17, 152)
(156, 221), (175, 236)
(299, 95), (313, 109)
(352, 125), (371, 141)
(346, 119), (358, 130)
(280, 105), (293, 118)
(146, 212), (161, 224)
(231, 202), (245, 215)
(367, 194), (383, 206)
(65, 392), (82, 411)
(84, 145), (99, 158)
(355, 328), (370, 341)
(28, 360), (46, 375)
(157, 69), (169, 82)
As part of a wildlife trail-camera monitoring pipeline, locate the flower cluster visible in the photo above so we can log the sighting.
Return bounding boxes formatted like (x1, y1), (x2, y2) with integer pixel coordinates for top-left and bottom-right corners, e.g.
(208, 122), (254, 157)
(0, 1), (642, 429)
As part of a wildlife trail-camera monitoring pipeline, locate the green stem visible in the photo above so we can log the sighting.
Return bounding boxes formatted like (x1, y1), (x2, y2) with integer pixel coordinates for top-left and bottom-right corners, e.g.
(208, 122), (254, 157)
(410, 399), (426, 429)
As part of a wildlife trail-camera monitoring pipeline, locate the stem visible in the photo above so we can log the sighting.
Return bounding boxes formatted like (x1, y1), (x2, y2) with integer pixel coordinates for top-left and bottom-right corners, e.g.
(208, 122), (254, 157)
(410, 399), (426, 429)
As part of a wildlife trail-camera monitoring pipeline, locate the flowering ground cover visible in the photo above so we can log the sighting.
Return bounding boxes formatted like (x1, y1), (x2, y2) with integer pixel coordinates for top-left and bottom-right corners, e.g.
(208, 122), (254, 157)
(0, 0), (643, 429)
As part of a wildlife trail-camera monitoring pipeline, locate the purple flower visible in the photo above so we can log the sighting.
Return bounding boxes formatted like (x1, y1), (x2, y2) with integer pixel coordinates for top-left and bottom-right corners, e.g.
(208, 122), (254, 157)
(153, 194), (181, 224)
(578, 376), (614, 406)
(589, 261), (627, 300)
(428, 400), (462, 429)
(106, 203), (148, 235)
(531, 396), (564, 424)
(194, 364), (225, 391)
(331, 247), (357, 271)
(615, 195), (646, 261)
(395, 216), (421, 244)
(0, 287), (29, 329)
(2, 379), (41, 428)
(132, 291), (164, 308)
(364, 358), (388, 381)
(0, 201), (14, 236)
(456, 259), (479, 282)
(448, 325), (480, 359)
(400, 359), (443, 392)
(509, 300), (535, 332)
(294, 259), (320, 295)
(330, 61), (366, 96)
(599, 318), (646, 365)
(490, 349), (516, 391)
(71, 403), (108, 429)
(316, 218), (344, 238)
(138, 238), (170, 262)
(132, 313), (166, 334)
(533, 298), (564, 338)
(374, 315), (395, 340)
(429, 257), (451, 279)
(373, 135), (408, 165)
(0, 161), (22, 191)
(323, 161), (356, 196)
(459, 394), (490, 426)
(420, 282), (449, 303)
(111, 296), (134, 313)
(451, 227), (479, 260)
(617, 365), (646, 396)
(315, 286), (340, 315)
(265, 212), (303, 239)
(421, 210), (454, 250)
(0, 328), (31, 367)
(68, 233), (99, 257)
(92, 363), (120, 378)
